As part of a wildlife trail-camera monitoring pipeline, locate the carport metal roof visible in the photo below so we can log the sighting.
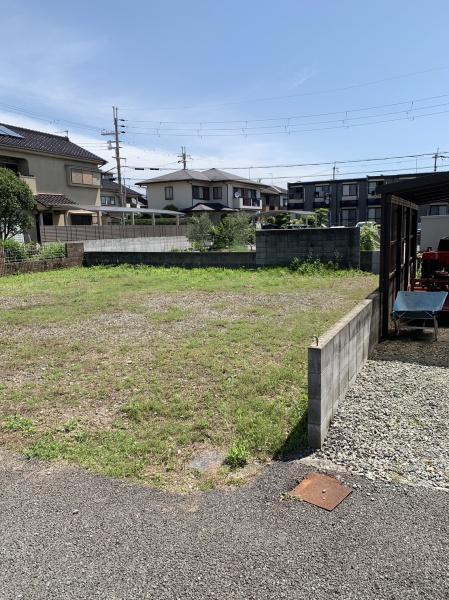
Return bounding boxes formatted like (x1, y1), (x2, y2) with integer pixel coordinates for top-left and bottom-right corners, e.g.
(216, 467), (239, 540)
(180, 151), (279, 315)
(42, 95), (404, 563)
(380, 171), (449, 205)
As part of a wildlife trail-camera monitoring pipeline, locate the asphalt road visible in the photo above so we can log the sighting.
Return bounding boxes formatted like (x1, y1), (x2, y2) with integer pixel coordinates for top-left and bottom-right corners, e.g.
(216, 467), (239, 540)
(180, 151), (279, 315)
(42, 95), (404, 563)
(0, 449), (447, 600)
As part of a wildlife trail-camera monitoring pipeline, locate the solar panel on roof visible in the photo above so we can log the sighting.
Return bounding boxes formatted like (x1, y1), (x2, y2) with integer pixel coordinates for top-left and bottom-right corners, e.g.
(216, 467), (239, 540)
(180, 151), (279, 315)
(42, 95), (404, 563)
(0, 125), (23, 139)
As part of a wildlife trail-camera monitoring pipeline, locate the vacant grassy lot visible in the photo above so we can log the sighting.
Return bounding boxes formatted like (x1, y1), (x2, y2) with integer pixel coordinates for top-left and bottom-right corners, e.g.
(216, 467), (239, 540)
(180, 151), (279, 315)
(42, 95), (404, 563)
(0, 266), (376, 490)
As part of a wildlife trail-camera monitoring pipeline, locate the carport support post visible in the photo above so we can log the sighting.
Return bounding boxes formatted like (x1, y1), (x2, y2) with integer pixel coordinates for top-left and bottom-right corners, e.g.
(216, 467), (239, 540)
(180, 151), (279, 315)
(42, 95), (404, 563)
(152, 213), (156, 227)
(380, 192), (392, 338)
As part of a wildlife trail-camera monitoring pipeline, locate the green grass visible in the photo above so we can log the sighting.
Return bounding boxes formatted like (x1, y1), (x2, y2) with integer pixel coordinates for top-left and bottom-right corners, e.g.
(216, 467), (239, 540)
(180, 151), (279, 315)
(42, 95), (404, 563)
(0, 265), (376, 490)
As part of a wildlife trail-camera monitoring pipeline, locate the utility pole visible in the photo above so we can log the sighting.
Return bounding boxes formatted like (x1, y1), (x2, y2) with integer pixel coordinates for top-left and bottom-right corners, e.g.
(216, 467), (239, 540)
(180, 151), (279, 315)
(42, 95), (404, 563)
(432, 148), (448, 172)
(177, 146), (191, 169)
(102, 106), (126, 206)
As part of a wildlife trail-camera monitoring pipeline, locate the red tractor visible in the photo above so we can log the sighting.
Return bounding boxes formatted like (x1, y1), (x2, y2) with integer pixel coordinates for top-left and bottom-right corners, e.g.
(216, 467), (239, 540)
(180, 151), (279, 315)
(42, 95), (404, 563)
(414, 237), (449, 292)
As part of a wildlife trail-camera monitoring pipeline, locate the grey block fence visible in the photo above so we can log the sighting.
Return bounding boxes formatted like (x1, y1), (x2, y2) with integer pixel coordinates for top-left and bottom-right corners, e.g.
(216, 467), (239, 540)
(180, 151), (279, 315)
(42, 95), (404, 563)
(307, 291), (381, 449)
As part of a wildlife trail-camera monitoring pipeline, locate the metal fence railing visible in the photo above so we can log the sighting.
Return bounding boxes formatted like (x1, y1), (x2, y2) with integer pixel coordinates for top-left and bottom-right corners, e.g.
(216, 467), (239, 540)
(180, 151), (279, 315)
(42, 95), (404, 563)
(0, 241), (66, 263)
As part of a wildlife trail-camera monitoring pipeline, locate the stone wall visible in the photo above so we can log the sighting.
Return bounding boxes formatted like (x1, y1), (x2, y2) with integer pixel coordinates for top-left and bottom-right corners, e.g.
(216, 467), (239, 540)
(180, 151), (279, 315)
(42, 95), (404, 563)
(256, 228), (360, 268)
(84, 250), (256, 269)
(307, 291), (380, 449)
(0, 242), (84, 277)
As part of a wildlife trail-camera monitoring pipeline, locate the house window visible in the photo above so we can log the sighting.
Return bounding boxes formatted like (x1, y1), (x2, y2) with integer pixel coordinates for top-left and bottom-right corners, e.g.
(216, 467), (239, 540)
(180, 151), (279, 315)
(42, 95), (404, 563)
(314, 184), (330, 199)
(0, 160), (19, 174)
(42, 212), (53, 226)
(70, 168), (100, 186)
(341, 208), (357, 226)
(241, 188), (260, 207)
(368, 180), (383, 196)
(192, 186), (209, 200)
(342, 183), (358, 197)
(70, 214), (93, 225)
(165, 186), (174, 201)
(429, 204), (448, 216)
(212, 186), (222, 200)
(101, 196), (116, 206)
(367, 206), (382, 224)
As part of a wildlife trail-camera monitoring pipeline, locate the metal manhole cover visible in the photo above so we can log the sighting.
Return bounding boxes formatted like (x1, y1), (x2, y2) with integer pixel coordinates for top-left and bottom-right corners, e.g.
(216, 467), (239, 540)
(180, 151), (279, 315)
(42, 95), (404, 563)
(290, 472), (352, 511)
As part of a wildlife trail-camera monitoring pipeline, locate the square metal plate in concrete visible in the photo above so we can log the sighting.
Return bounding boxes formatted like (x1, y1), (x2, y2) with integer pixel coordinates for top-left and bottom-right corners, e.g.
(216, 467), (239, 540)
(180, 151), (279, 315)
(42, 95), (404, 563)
(290, 472), (352, 511)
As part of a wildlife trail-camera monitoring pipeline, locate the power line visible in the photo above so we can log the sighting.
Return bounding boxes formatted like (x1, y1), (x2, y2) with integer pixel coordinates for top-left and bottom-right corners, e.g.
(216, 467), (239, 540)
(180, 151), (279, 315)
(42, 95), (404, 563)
(125, 92), (449, 126)
(124, 106), (449, 138)
(122, 150), (449, 172)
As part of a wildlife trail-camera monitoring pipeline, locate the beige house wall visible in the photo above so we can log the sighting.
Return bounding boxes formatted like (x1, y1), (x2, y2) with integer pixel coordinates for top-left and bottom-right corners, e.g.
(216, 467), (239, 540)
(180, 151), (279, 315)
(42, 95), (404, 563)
(145, 180), (262, 211)
(0, 148), (102, 207)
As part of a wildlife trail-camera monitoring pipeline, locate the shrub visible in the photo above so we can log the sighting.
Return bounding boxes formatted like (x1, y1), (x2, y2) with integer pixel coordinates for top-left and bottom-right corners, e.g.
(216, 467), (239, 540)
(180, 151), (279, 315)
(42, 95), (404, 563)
(187, 214), (213, 251)
(35, 243), (65, 260)
(225, 440), (250, 469)
(360, 223), (380, 251)
(314, 208), (329, 227)
(211, 213), (255, 250)
(0, 239), (27, 261)
(163, 203), (179, 212)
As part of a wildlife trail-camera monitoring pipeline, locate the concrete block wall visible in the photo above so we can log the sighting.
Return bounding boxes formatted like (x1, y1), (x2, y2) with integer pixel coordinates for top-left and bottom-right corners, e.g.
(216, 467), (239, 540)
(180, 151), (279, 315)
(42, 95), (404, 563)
(360, 250), (380, 274)
(308, 291), (380, 449)
(84, 251), (256, 269)
(256, 228), (360, 268)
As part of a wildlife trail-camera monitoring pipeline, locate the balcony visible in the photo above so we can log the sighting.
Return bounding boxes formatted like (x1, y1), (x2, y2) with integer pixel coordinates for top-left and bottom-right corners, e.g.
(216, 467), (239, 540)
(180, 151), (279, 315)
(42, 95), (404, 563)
(20, 174), (37, 194)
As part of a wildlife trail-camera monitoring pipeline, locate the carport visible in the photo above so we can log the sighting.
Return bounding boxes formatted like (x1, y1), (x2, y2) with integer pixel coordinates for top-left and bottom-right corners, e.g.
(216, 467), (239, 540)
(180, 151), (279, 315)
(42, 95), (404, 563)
(380, 171), (449, 337)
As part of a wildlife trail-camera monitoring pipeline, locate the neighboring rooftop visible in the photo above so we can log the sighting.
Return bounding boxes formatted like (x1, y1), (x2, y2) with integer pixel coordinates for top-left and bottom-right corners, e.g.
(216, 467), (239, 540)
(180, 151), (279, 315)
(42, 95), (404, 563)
(137, 167), (267, 187)
(0, 123), (106, 164)
(182, 202), (235, 213)
(101, 176), (144, 199)
(35, 194), (78, 208)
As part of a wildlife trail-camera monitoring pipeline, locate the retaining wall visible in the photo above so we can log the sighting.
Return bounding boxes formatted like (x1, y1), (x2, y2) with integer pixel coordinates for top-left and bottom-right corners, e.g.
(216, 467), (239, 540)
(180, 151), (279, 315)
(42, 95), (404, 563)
(256, 228), (360, 268)
(0, 242), (84, 276)
(84, 250), (256, 269)
(308, 291), (380, 449)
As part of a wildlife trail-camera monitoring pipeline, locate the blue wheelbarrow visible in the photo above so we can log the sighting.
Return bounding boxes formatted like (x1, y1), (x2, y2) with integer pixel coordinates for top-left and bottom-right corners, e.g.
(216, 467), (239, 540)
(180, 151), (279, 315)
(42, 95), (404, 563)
(392, 291), (448, 341)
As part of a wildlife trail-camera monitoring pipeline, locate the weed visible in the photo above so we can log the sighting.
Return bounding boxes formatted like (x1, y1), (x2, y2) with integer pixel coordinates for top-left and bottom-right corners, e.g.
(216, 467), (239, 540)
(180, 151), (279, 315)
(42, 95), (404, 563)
(2, 415), (35, 433)
(225, 440), (250, 469)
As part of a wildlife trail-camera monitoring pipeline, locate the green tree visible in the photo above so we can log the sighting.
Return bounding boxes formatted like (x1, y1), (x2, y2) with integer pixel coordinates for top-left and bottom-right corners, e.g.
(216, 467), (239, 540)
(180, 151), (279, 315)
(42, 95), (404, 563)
(314, 208), (329, 227)
(274, 212), (290, 228)
(211, 213), (255, 250)
(0, 168), (35, 240)
(360, 223), (380, 250)
(187, 214), (213, 251)
(163, 203), (179, 212)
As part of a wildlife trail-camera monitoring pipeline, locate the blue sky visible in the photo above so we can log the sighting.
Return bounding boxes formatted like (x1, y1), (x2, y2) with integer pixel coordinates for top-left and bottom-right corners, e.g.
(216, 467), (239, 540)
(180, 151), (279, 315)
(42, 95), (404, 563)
(1, 0), (449, 186)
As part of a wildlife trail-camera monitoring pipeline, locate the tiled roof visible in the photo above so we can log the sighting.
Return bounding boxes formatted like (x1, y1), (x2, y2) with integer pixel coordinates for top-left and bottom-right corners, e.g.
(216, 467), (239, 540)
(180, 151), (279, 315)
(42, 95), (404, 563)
(101, 177), (143, 198)
(35, 194), (78, 208)
(137, 168), (266, 187)
(0, 123), (106, 164)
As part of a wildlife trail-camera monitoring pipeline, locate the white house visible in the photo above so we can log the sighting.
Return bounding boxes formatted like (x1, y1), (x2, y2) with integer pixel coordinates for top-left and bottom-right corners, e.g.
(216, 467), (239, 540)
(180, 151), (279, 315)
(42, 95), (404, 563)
(136, 168), (268, 213)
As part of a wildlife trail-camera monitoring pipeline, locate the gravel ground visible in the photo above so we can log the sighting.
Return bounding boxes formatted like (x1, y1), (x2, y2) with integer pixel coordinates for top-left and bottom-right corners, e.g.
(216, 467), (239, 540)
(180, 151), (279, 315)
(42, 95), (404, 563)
(315, 329), (449, 489)
(0, 449), (448, 600)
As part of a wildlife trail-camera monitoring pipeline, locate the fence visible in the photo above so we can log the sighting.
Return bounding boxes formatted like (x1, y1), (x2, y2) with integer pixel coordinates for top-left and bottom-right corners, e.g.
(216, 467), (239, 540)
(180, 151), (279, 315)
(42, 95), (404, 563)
(40, 224), (188, 243)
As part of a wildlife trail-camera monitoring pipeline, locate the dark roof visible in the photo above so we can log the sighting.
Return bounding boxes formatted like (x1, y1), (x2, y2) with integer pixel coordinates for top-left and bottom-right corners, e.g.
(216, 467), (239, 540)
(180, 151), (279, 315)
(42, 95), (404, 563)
(289, 172), (432, 186)
(137, 167), (266, 187)
(101, 177), (143, 199)
(35, 194), (78, 208)
(261, 185), (288, 195)
(381, 171), (449, 205)
(0, 123), (106, 164)
(182, 202), (235, 213)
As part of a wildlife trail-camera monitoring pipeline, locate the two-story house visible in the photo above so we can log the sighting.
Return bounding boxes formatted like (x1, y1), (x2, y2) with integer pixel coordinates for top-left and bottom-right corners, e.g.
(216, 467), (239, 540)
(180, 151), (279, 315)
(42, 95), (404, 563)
(287, 172), (447, 226)
(100, 173), (146, 209)
(137, 168), (266, 215)
(0, 123), (106, 232)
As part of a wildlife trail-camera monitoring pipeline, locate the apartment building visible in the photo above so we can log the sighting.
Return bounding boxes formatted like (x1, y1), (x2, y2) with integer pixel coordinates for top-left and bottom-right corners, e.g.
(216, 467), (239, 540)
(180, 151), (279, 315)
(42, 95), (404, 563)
(287, 172), (448, 226)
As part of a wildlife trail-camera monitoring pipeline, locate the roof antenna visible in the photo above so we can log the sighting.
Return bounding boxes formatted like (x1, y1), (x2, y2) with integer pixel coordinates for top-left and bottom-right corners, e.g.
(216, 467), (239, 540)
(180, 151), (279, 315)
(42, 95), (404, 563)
(55, 129), (69, 138)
